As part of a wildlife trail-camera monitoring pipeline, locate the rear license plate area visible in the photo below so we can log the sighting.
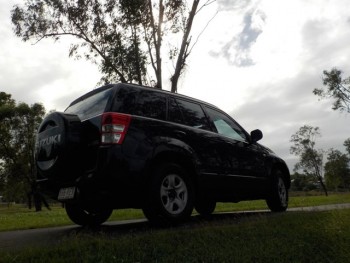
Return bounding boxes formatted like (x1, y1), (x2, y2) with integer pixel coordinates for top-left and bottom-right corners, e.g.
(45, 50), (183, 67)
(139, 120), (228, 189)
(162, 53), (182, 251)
(58, 187), (76, 200)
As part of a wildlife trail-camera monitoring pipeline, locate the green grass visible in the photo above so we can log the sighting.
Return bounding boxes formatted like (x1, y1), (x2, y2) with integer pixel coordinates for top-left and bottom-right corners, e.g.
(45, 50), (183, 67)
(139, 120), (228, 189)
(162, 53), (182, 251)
(0, 192), (349, 232)
(1, 209), (350, 262)
(0, 206), (71, 232)
(214, 191), (350, 213)
(0, 206), (146, 232)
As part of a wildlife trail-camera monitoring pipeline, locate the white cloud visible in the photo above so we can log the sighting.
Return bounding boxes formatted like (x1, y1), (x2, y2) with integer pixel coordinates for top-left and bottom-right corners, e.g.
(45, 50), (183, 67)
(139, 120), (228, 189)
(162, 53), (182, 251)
(181, 0), (350, 170)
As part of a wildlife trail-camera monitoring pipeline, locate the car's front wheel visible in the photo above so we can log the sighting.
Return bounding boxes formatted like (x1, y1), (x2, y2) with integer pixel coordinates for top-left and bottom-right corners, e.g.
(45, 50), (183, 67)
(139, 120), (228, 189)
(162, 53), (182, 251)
(65, 203), (112, 226)
(266, 169), (288, 212)
(142, 162), (194, 225)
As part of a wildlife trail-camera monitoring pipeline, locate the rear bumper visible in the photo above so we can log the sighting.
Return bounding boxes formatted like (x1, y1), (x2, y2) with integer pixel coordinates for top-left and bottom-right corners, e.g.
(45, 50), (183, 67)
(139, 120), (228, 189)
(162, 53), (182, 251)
(36, 146), (149, 207)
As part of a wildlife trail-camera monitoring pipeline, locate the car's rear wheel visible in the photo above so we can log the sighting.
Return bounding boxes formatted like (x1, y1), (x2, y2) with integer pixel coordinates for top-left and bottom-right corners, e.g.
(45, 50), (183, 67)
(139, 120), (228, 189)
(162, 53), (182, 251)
(65, 203), (112, 227)
(195, 198), (216, 216)
(142, 162), (194, 225)
(266, 169), (288, 212)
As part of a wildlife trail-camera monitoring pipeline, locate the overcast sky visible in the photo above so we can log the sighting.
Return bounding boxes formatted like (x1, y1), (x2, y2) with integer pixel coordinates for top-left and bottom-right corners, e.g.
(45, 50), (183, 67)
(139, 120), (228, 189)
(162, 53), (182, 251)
(1, 0), (350, 171)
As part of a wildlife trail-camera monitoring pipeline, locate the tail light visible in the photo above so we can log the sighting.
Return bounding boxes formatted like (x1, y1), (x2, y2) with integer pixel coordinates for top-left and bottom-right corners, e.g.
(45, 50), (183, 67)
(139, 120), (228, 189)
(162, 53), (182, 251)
(101, 112), (131, 144)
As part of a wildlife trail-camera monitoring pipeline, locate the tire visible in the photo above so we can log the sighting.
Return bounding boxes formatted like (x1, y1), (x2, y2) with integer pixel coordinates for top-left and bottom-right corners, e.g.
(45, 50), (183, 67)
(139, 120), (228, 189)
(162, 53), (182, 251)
(65, 203), (112, 227)
(142, 162), (194, 225)
(35, 112), (82, 181)
(195, 199), (216, 216)
(266, 169), (288, 212)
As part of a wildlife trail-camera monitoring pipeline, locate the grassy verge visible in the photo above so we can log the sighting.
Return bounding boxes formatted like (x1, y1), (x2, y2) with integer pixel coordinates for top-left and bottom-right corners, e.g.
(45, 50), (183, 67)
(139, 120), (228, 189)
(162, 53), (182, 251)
(215, 191), (350, 213)
(1, 209), (350, 262)
(0, 192), (349, 232)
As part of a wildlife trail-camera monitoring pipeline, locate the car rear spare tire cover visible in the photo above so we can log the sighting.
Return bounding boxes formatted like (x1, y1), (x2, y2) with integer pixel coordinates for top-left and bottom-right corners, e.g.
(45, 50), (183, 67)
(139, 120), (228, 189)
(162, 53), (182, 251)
(35, 112), (82, 181)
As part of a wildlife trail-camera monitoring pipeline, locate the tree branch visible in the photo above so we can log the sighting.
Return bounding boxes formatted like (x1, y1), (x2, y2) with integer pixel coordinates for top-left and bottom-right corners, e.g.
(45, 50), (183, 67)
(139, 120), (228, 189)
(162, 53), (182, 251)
(196, 0), (216, 14)
(32, 24), (128, 83)
(72, 18), (128, 83)
(188, 10), (218, 56)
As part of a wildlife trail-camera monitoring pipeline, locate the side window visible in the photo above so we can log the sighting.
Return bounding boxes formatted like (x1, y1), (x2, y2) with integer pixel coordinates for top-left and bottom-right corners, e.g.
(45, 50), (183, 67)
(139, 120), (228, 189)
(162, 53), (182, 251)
(113, 88), (166, 121)
(113, 86), (139, 114)
(205, 107), (247, 142)
(168, 98), (184, 124)
(135, 90), (167, 120)
(174, 99), (210, 130)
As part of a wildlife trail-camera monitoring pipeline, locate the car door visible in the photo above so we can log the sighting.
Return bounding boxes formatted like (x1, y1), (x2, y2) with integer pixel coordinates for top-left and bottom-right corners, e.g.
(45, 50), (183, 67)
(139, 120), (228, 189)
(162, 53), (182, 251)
(168, 98), (232, 192)
(203, 106), (267, 198)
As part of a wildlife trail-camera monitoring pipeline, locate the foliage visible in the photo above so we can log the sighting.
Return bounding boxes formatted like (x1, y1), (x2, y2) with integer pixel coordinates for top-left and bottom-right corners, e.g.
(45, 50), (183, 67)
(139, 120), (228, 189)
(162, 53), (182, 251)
(324, 149), (350, 191)
(314, 68), (350, 113)
(290, 172), (319, 191)
(0, 92), (45, 203)
(290, 125), (328, 195)
(344, 138), (350, 156)
(11, 0), (212, 92)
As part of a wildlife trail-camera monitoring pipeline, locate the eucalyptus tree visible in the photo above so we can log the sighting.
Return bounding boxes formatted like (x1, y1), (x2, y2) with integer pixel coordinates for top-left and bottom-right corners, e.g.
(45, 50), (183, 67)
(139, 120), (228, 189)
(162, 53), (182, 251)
(344, 138), (350, 156)
(314, 68), (350, 113)
(12, 0), (215, 92)
(324, 149), (350, 191)
(290, 125), (328, 195)
(0, 92), (45, 205)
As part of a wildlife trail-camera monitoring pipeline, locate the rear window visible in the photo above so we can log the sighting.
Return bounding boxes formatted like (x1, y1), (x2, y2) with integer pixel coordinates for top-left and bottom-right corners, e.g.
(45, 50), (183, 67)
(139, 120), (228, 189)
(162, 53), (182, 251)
(65, 88), (112, 120)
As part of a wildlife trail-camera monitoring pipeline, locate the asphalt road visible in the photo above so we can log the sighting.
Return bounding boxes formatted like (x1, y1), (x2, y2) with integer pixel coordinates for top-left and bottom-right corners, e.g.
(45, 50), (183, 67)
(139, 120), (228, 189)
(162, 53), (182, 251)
(1, 203), (350, 252)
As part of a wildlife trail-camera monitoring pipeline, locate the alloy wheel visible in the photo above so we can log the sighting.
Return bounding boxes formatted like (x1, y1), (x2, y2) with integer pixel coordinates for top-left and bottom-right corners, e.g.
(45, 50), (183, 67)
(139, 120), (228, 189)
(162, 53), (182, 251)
(160, 173), (188, 215)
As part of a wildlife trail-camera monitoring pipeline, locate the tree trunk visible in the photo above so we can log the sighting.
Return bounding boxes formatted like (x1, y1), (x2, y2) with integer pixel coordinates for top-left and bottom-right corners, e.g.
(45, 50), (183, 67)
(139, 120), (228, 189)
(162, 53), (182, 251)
(131, 24), (143, 85)
(155, 0), (164, 89)
(318, 176), (328, 196)
(147, 0), (163, 89)
(33, 192), (42, 212)
(171, 0), (200, 93)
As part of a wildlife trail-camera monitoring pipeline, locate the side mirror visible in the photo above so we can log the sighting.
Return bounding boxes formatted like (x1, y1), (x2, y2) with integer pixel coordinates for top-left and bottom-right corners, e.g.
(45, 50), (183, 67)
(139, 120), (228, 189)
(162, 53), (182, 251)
(250, 129), (263, 143)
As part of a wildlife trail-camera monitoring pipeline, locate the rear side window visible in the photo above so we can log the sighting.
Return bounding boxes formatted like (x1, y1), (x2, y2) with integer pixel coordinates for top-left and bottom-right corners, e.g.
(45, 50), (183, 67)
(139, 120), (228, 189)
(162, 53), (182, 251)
(65, 88), (112, 120)
(113, 87), (166, 121)
(135, 91), (167, 120)
(113, 86), (139, 114)
(171, 98), (210, 130)
(168, 98), (183, 124)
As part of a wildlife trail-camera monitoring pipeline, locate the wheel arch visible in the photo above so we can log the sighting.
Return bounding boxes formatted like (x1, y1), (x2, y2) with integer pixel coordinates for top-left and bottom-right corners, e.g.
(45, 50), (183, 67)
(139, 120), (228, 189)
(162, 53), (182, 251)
(272, 161), (291, 189)
(147, 149), (199, 186)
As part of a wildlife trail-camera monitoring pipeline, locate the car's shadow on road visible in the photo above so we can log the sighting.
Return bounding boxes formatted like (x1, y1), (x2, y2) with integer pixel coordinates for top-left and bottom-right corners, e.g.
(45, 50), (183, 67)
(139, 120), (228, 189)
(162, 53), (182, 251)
(72, 210), (272, 237)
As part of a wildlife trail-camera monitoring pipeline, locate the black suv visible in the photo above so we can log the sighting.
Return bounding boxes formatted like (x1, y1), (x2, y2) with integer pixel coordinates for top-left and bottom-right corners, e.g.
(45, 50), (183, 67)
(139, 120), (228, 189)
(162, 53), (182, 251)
(35, 83), (290, 226)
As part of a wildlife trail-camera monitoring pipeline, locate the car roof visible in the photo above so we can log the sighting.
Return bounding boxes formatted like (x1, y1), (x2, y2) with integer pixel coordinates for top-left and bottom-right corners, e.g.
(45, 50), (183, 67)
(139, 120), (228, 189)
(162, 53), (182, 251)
(68, 83), (220, 110)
